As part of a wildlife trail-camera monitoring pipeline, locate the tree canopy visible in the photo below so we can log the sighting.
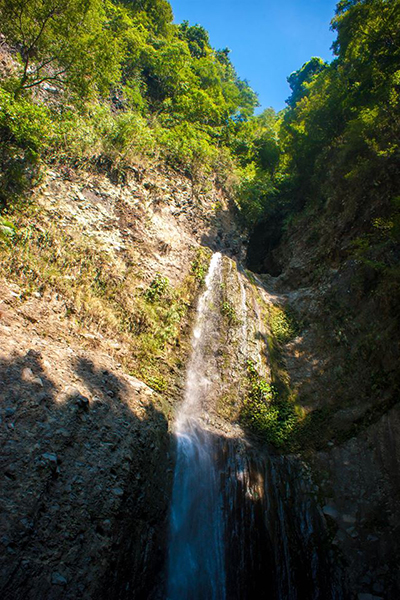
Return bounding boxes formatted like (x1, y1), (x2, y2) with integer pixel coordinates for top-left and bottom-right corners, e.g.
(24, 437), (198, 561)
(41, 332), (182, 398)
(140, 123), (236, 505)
(0, 0), (260, 190)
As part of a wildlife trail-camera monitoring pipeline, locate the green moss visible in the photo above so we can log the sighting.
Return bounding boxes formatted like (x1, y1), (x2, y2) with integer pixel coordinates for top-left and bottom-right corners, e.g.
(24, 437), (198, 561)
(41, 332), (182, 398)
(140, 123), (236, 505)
(269, 305), (300, 345)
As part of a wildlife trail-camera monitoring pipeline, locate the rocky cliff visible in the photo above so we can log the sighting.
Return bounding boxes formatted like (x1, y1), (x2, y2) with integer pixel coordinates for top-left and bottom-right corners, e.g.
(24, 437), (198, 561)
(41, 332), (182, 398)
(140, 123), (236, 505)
(0, 163), (242, 598)
(1, 157), (399, 599)
(245, 208), (400, 597)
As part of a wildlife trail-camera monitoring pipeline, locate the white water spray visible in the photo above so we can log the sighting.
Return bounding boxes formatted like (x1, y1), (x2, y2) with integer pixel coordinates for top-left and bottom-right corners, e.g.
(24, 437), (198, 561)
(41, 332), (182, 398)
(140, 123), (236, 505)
(167, 252), (226, 599)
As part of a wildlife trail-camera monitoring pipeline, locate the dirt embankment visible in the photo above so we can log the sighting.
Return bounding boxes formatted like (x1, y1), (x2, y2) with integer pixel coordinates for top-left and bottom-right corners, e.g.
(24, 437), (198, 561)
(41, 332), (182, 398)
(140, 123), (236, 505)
(0, 287), (170, 598)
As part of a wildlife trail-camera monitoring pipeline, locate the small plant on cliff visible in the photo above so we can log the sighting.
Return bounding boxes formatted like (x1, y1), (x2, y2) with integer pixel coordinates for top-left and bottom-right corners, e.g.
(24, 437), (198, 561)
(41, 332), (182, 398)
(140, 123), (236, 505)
(0, 217), (16, 245)
(240, 360), (297, 448)
(269, 306), (299, 345)
(190, 247), (211, 284)
(220, 300), (239, 325)
(144, 274), (170, 302)
(146, 374), (167, 393)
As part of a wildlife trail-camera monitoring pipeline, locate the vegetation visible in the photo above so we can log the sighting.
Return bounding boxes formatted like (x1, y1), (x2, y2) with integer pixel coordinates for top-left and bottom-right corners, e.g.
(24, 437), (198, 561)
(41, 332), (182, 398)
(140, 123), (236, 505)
(238, 0), (400, 445)
(220, 300), (239, 325)
(0, 0), (259, 211)
(0, 216), (16, 243)
(144, 273), (170, 302)
(1, 0), (399, 445)
(269, 305), (299, 346)
(240, 360), (297, 448)
(0, 206), (205, 393)
(190, 247), (212, 284)
(0, 0), (120, 99)
(240, 0), (400, 281)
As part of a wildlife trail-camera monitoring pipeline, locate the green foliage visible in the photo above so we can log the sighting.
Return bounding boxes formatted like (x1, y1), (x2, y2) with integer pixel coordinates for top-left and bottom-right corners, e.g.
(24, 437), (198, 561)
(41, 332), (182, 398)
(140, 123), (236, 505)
(190, 247), (211, 284)
(286, 57), (327, 107)
(0, 0), (260, 193)
(0, 217), (17, 244)
(0, 0), (122, 99)
(146, 374), (168, 393)
(104, 110), (158, 163)
(157, 122), (218, 172)
(119, 0), (173, 35)
(240, 360), (297, 448)
(0, 88), (51, 206)
(232, 108), (280, 170)
(242, 0), (400, 310)
(220, 300), (238, 324)
(178, 21), (209, 59)
(233, 108), (285, 228)
(236, 168), (277, 228)
(144, 273), (170, 302)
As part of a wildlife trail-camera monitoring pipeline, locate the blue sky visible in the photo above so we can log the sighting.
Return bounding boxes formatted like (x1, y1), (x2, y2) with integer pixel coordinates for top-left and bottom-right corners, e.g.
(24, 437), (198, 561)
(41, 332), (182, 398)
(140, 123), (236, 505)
(170, 0), (338, 112)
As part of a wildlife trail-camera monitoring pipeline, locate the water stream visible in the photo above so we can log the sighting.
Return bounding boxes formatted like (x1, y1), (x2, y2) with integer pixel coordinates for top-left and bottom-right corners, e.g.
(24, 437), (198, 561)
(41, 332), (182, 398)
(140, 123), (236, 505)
(167, 253), (226, 599)
(166, 252), (344, 600)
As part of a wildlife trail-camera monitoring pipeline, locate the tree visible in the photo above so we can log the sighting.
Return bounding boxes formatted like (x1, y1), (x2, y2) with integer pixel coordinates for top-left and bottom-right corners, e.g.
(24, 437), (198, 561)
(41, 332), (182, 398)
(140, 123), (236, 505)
(178, 21), (210, 59)
(118, 0), (173, 34)
(0, 0), (122, 98)
(286, 57), (327, 107)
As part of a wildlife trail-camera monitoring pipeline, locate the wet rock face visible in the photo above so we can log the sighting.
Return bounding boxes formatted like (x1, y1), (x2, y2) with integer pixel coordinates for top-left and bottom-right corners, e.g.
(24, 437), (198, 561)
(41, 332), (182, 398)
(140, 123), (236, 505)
(0, 343), (173, 600)
(221, 440), (345, 600)
(196, 253), (398, 599)
(164, 252), (344, 600)
(312, 405), (400, 600)
(246, 220), (283, 276)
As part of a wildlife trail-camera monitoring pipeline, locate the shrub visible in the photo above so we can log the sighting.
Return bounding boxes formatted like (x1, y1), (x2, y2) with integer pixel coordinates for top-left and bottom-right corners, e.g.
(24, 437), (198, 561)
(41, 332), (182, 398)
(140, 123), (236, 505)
(105, 111), (157, 159)
(240, 360), (297, 448)
(157, 122), (217, 174)
(144, 273), (170, 302)
(0, 88), (51, 206)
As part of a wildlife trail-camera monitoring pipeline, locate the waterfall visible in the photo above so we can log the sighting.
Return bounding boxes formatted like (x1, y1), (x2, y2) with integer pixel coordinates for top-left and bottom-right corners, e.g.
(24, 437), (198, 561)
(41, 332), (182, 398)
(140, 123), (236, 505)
(238, 266), (248, 358)
(166, 252), (344, 600)
(167, 252), (226, 600)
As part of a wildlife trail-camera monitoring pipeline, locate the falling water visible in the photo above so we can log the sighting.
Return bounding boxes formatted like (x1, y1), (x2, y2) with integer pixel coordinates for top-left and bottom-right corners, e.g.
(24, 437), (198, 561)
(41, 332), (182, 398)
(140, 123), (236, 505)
(238, 266), (248, 358)
(167, 252), (226, 600)
(166, 252), (344, 600)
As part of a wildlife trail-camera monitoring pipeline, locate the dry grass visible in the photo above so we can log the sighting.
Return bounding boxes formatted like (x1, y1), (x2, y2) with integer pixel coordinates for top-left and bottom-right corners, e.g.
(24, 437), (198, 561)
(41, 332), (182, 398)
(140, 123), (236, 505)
(0, 205), (206, 394)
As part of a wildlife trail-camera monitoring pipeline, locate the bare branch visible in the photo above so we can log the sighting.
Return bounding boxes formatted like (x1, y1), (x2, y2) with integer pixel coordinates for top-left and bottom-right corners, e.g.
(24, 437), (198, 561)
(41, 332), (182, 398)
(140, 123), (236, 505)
(21, 65), (72, 90)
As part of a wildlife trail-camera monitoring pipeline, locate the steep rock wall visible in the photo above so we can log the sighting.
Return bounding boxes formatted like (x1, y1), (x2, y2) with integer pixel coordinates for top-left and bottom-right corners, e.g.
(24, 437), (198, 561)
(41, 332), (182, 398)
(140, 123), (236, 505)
(244, 220), (400, 598)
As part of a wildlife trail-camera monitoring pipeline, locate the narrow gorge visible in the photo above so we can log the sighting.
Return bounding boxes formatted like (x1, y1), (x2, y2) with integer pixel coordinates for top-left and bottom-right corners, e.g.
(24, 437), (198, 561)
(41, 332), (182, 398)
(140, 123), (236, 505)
(0, 160), (399, 598)
(1, 152), (399, 599)
(1, 0), (399, 598)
